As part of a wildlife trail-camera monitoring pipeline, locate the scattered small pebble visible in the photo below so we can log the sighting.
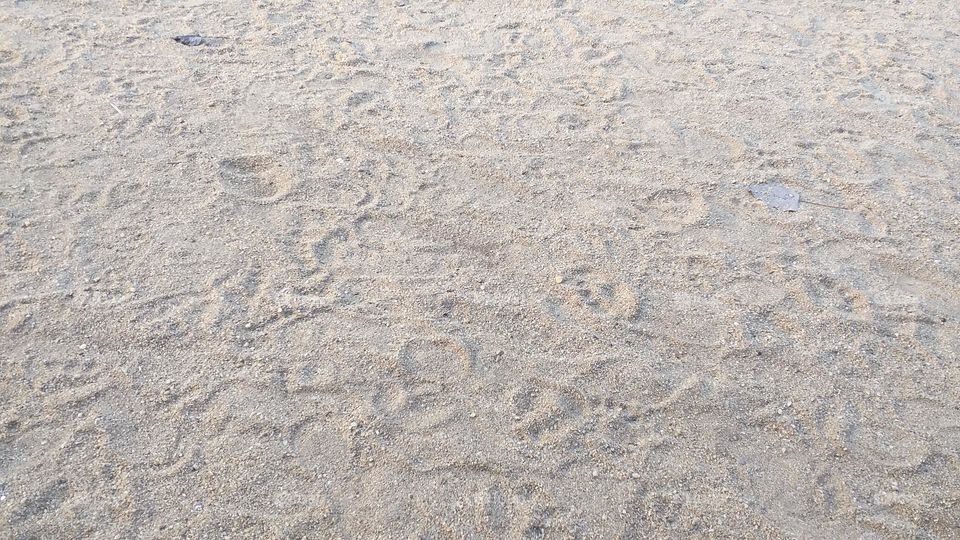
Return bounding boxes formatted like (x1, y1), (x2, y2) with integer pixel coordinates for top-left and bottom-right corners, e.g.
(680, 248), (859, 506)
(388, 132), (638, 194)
(554, 275), (563, 284)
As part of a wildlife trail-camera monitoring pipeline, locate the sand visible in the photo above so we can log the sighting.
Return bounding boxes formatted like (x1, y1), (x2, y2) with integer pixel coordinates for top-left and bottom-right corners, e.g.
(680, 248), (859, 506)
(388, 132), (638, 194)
(1, 1), (959, 538)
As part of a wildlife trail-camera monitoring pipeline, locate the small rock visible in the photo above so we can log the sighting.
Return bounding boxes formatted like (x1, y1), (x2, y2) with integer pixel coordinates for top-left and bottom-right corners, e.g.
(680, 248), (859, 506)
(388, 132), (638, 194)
(748, 183), (800, 212)
(554, 275), (563, 284)
(174, 35), (206, 46)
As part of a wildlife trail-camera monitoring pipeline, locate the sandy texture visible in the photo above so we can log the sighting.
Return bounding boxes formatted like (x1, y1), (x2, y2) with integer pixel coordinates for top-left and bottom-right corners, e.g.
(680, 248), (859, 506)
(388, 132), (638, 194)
(2, 1), (960, 538)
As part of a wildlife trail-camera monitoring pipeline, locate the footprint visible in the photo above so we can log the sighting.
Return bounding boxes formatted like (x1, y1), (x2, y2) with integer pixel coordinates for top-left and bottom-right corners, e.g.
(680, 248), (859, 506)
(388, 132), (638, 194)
(629, 188), (707, 234)
(309, 227), (350, 266)
(556, 112), (587, 131)
(397, 336), (474, 384)
(802, 274), (872, 322)
(291, 423), (350, 477)
(647, 188), (704, 227)
(0, 47), (23, 67)
(9, 478), (69, 525)
(637, 489), (687, 529)
(720, 279), (788, 308)
(369, 380), (460, 436)
(508, 382), (589, 445)
(556, 268), (642, 322)
(218, 155), (291, 202)
(477, 485), (511, 532)
(0, 104), (27, 127)
(281, 359), (339, 394)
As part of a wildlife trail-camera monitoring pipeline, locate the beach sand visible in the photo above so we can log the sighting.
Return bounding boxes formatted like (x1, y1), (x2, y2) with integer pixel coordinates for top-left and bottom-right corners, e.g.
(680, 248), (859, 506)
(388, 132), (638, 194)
(1, 1), (959, 537)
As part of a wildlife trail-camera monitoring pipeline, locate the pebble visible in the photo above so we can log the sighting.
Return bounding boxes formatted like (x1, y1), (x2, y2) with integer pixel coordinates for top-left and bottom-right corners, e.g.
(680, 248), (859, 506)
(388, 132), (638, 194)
(592, 470), (598, 478)
(469, 412), (477, 418)
(554, 275), (563, 284)
(631, 472), (641, 479)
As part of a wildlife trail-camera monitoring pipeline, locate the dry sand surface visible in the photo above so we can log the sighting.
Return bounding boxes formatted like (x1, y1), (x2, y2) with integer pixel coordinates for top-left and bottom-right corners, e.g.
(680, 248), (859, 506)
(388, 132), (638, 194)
(2, 1), (960, 538)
